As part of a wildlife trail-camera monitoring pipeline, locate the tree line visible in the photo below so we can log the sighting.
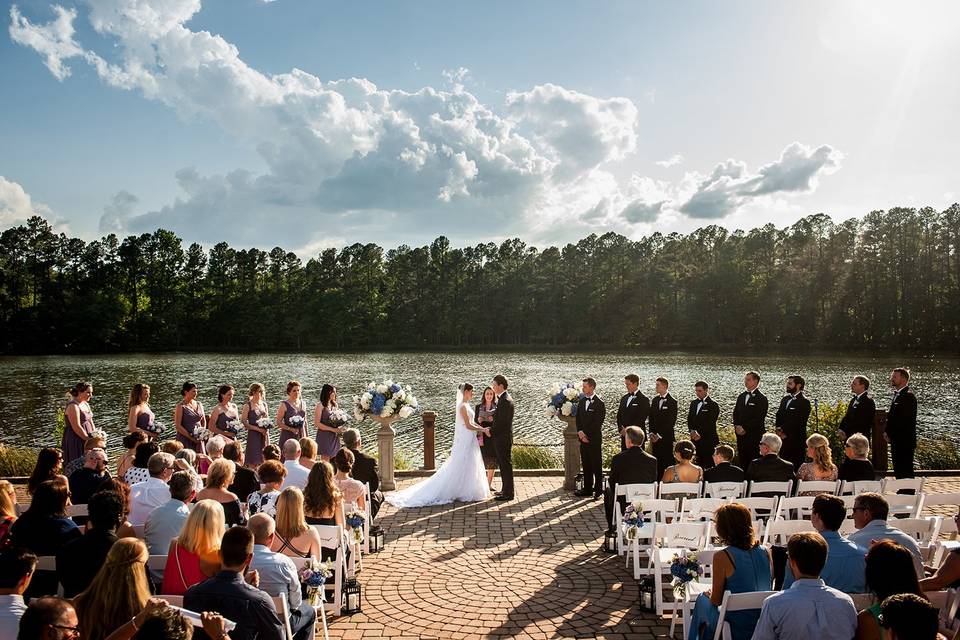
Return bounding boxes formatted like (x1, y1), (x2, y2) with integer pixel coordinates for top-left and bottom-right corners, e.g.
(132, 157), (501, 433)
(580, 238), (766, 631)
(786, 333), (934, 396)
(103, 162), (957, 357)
(1, 205), (958, 353)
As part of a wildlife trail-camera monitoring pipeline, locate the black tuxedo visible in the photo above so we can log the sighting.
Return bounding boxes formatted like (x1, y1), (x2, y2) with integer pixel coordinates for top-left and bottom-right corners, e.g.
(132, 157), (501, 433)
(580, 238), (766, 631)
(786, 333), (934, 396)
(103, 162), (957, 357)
(732, 388), (769, 471)
(745, 453), (796, 483)
(492, 391), (516, 497)
(687, 396), (720, 469)
(616, 391), (650, 450)
(838, 393), (876, 439)
(603, 446), (658, 529)
(576, 395), (606, 495)
(775, 392), (811, 470)
(647, 394), (678, 477)
(348, 447), (384, 519)
(703, 461), (745, 484)
(886, 386), (917, 479)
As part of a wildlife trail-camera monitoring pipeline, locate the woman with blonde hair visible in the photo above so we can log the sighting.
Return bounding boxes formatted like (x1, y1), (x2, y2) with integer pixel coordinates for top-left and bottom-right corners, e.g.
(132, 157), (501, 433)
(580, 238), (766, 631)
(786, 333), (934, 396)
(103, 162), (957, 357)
(270, 486), (323, 560)
(196, 458), (245, 526)
(128, 383), (158, 439)
(797, 433), (838, 494)
(74, 538), (151, 640)
(161, 499), (224, 595)
(0, 479), (17, 548)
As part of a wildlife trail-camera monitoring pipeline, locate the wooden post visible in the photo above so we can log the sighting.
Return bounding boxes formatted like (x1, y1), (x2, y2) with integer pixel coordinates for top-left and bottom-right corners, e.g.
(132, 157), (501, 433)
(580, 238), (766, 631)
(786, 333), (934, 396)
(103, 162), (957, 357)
(873, 410), (888, 473)
(422, 411), (436, 470)
(561, 416), (580, 491)
(373, 416), (399, 491)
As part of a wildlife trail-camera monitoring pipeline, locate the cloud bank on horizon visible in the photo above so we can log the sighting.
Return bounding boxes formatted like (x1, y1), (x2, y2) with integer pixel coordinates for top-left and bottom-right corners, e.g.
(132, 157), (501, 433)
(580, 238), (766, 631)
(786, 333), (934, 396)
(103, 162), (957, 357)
(8, 0), (844, 250)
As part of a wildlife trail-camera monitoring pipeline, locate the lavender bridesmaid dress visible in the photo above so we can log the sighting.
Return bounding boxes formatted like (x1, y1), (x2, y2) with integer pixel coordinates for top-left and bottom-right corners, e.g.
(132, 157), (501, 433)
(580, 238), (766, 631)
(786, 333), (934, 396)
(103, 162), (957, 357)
(62, 400), (93, 464)
(278, 400), (306, 448)
(216, 409), (239, 442)
(178, 403), (207, 454)
(316, 406), (342, 459)
(136, 407), (156, 437)
(245, 401), (267, 466)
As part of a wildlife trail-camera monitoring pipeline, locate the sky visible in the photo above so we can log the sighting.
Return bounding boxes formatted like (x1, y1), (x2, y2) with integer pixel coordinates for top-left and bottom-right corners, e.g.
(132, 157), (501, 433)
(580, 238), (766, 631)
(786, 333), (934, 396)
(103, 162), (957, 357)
(1, 0), (958, 254)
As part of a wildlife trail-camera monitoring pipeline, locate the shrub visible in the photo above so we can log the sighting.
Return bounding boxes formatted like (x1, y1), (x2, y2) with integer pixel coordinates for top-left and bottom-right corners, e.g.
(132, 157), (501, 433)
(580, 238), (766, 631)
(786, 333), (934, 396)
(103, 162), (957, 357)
(512, 442), (562, 469)
(0, 444), (38, 477)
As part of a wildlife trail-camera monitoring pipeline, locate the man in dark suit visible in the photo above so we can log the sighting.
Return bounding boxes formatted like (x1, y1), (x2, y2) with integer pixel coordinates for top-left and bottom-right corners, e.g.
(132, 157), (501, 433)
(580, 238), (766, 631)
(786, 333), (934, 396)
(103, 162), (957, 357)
(616, 374), (650, 450)
(838, 375), (876, 441)
(491, 374), (516, 501)
(732, 371), (769, 472)
(687, 380), (719, 470)
(746, 433), (796, 483)
(575, 377), (606, 499)
(604, 426), (658, 532)
(342, 428), (383, 519)
(224, 442), (260, 504)
(885, 367), (917, 479)
(648, 377), (678, 477)
(703, 444), (745, 483)
(775, 375), (812, 470)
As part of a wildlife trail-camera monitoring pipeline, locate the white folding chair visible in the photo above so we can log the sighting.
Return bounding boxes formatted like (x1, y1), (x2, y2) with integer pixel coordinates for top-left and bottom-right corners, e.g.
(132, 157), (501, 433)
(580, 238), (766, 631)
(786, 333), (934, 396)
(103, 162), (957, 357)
(620, 499), (678, 574)
(931, 540), (960, 569)
(289, 557), (330, 639)
(714, 590), (777, 640)
(774, 496), (816, 521)
(271, 593), (297, 640)
(761, 518), (816, 547)
(610, 483), (661, 554)
(670, 548), (717, 640)
(309, 524), (347, 616)
(659, 482), (703, 500)
(942, 587), (960, 634)
(886, 494), (925, 519)
(881, 477), (925, 495)
(795, 480), (840, 496)
(928, 589), (951, 611)
(362, 483), (373, 554)
(67, 504), (88, 517)
(839, 480), (882, 495)
(647, 521), (712, 615)
(339, 502), (361, 577)
(678, 498), (728, 523)
(735, 497), (780, 522)
(922, 493), (960, 539)
(147, 554), (167, 583)
(849, 593), (875, 610)
(746, 480), (793, 498)
(704, 482), (746, 499)
(893, 517), (942, 546)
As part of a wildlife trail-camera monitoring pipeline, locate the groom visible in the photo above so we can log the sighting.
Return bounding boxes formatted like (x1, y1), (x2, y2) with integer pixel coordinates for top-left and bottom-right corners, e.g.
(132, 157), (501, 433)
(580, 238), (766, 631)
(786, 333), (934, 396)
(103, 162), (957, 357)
(491, 375), (515, 501)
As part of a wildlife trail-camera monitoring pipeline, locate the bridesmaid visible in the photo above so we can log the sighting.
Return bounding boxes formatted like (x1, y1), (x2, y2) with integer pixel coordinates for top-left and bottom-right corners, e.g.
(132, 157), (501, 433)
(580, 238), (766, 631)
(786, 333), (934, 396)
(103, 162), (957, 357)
(175, 382), (207, 454)
(209, 385), (240, 442)
(314, 384), (343, 461)
(277, 381), (307, 448)
(242, 383), (270, 468)
(62, 381), (95, 465)
(127, 383), (157, 438)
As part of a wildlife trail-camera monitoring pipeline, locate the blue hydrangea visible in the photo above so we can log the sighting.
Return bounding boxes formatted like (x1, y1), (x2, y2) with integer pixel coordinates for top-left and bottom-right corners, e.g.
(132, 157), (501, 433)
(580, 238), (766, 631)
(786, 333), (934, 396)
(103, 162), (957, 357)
(389, 383), (401, 394)
(371, 393), (386, 415)
(552, 392), (565, 407)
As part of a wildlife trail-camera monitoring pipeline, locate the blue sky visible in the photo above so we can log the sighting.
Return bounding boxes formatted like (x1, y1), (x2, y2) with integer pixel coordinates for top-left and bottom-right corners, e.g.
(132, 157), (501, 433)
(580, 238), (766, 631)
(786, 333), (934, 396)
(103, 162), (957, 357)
(2, 0), (958, 252)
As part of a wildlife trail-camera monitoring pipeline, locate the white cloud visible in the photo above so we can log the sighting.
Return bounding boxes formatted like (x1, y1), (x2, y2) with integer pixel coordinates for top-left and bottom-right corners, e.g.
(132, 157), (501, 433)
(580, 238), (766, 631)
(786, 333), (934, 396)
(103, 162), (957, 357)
(655, 154), (683, 168)
(0, 176), (53, 226)
(99, 190), (139, 233)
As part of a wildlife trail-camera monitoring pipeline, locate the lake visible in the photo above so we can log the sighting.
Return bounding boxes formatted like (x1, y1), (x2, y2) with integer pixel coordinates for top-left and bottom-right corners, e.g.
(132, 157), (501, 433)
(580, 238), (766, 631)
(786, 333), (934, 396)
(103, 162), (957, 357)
(1, 351), (957, 467)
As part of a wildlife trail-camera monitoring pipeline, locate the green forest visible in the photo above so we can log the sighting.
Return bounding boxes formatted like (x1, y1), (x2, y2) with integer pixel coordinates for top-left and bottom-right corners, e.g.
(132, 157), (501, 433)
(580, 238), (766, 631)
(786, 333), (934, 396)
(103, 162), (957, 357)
(1, 205), (958, 353)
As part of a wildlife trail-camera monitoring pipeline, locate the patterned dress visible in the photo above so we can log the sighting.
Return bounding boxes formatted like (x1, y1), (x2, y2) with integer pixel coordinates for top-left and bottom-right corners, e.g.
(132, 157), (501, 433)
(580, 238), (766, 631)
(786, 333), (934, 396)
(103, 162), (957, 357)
(245, 401), (268, 466)
(62, 400), (93, 465)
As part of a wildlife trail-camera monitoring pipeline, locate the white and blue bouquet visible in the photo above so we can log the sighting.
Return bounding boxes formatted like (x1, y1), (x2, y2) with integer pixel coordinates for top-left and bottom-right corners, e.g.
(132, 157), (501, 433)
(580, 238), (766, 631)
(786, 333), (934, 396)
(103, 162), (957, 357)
(223, 419), (243, 435)
(327, 408), (350, 429)
(345, 509), (366, 543)
(622, 501), (647, 540)
(669, 551), (703, 598)
(298, 558), (334, 606)
(543, 382), (584, 418)
(256, 418), (274, 431)
(352, 380), (418, 421)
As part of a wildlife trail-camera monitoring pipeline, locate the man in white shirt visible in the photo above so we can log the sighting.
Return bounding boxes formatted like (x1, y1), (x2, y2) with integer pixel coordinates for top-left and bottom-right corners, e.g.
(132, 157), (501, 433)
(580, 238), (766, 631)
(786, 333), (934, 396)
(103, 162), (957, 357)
(0, 548), (36, 638)
(848, 492), (924, 576)
(144, 470), (195, 554)
(281, 439), (310, 489)
(128, 452), (175, 525)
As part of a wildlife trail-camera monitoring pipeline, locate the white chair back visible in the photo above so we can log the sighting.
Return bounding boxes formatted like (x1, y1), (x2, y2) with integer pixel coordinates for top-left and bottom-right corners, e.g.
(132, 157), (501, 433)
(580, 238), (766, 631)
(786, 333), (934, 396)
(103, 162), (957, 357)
(894, 517), (941, 545)
(881, 477), (925, 495)
(714, 591), (777, 640)
(272, 593), (295, 640)
(839, 480), (882, 495)
(36, 556), (57, 571)
(704, 482), (746, 499)
(67, 504), (88, 517)
(362, 482), (373, 554)
(679, 498), (727, 522)
(309, 524), (347, 615)
(659, 482), (703, 499)
(922, 494), (960, 539)
(747, 480), (793, 497)
(147, 555), (167, 574)
(656, 521), (711, 550)
(928, 589), (950, 610)
(849, 593), (874, 610)
(615, 482), (658, 502)
(885, 494), (925, 519)
(943, 587), (960, 634)
(774, 496), (815, 521)
(795, 480), (840, 496)
(761, 518), (816, 547)
(735, 497), (780, 521)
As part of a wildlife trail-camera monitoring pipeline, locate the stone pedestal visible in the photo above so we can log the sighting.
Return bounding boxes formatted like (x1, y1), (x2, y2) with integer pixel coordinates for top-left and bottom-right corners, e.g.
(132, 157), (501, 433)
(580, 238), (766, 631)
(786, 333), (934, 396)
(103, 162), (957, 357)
(561, 415), (581, 491)
(373, 415), (400, 491)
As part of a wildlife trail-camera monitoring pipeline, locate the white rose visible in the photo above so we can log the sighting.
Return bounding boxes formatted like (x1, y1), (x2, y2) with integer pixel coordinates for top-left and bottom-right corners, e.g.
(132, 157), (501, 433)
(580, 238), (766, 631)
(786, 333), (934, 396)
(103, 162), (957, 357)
(353, 409), (364, 421)
(545, 406), (557, 418)
(561, 401), (573, 416)
(385, 379), (395, 387)
(398, 405), (414, 419)
(367, 382), (376, 391)
(563, 388), (578, 400)
(408, 395), (418, 408)
(394, 390), (406, 402)
(376, 384), (388, 394)
(380, 405), (394, 418)
(549, 384), (562, 396)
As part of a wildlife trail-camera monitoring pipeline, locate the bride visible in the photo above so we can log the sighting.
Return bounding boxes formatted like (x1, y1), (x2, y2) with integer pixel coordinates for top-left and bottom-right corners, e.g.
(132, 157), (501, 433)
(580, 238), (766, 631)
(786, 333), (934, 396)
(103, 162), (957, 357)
(386, 383), (492, 507)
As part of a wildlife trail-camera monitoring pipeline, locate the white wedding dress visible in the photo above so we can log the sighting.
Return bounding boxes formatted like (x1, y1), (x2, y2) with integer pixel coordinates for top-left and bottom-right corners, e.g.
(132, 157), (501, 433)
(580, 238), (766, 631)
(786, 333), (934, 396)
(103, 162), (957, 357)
(386, 395), (490, 507)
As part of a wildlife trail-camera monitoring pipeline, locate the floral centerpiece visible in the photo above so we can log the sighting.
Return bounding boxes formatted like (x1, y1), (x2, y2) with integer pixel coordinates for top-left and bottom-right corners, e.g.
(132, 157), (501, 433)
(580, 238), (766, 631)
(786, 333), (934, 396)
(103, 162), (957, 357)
(345, 509), (366, 544)
(622, 500), (646, 541)
(543, 382), (584, 418)
(352, 380), (418, 421)
(193, 426), (213, 442)
(256, 418), (274, 431)
(669, 551), (703, 598)
(298, 558), (334, 606)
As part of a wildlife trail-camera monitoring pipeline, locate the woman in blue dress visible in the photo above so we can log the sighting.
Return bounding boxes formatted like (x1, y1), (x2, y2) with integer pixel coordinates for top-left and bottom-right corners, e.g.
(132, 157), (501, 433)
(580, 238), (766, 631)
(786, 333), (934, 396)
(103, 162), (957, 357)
(128, 383), (159, 439)
(276, 380), (307, 449)
(242, 382), (270, 467)
(174, 381), (207, 454)
(689, 502), (772, 640)
(62, 381), (95, 465)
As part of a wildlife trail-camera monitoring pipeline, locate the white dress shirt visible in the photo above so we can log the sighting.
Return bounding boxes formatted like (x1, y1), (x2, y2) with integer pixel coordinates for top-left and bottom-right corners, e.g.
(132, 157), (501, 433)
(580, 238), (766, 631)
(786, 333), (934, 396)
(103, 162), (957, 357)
(0, 594), (26, 639)
(281, 460), (310, 489)
(128, 477), (171, 525)
(144, 498), (190, 554)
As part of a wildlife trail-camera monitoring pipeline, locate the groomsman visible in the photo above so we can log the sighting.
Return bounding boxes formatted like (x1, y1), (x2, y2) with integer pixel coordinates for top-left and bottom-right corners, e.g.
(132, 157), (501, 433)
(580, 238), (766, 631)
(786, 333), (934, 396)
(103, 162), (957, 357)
(616, 374), (650, 450)
(838, 375), (876, 440)
(687, 381), (719, 469)
(647, 377), (678, 477)
(732, 371), (769, 471)
(575, 377), (606, 499)
(885, 367), (917, 479)
(775, 375), (811, 470)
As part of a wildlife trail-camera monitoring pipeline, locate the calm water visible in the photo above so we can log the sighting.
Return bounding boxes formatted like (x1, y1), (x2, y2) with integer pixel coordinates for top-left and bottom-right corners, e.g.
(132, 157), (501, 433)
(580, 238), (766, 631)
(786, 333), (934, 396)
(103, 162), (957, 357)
(1, 351), (957, 467)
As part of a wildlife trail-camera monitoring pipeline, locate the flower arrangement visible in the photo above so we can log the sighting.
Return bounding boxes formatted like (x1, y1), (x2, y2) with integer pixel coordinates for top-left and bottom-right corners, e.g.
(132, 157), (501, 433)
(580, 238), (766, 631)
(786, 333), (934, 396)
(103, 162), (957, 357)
(193, 426), (213, 442)
(543, 382), (584, 418)
(286, 415), (305, 431)
(622, 500), (647, 541)
(90, 428), (107, 441)
(669, 551), (703, 598)
(223, 419), (243, 435)
(352, 380), (418, 421)
(256, 418), (274, 430)
(345, 510), (366, 544)
(141, 421), (166, 435)
(327, 408), (350, 429)
(298, 558), (334, 606)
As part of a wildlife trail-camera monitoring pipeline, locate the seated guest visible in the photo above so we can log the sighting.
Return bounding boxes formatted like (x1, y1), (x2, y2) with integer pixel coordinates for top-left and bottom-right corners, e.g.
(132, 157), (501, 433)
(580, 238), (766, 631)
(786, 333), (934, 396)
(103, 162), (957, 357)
(160, 440), (185, 456)
(848, 493), (924, 576)
(28, 448), (67, 495)
(0, 480), (17, 549)
(603, 426), (658, 533)
(0, 548), (36, 637)
(117, 431), (147, 480)
(745, 433), (796, 483)
(689, 503), (771, 640)
(247, 460), (286, 518)
(343, 428), (383, 520)
(123, 441), (159, 486)
(174, 448), (203, 492)
(68, 448), (110, 506)
(200, 435), (226, 475)
(271, 487), (323, 560)
(281, 439), (310, 489)
(73, 538), (151, 640)
(161, 500), (224, 595)
(97, 478), (137, 538)
(856, 540), (925, 640)
(248, 514), (317, 640)
(703, 444), (745, 483)
(224, 442), (259, 504)
(144, 471), (195, 555)
(333, 448), (367, 511)
(16, 596), (78, 640)
(753, 532), (857, 640)
(920, 510), (960, 591)
(877, 593), (941, 640)
(10, 480), (81, 599)
(838, 434), (876, 482)
(196, 459), (246, 527)
(185, 527), (285, 640)
(106, 603), (230, 640)
(57, 490), (123, 597)
(262, 443), (281, 462)
(304, 461), (346, 528)
(62, 435), (107, 478)
(796, 434), (838, 494)
(128, 452), (175, 525)
(299, 437), (318, 470)
(783, 494), (866, 593)
(660, 439), (703, 483)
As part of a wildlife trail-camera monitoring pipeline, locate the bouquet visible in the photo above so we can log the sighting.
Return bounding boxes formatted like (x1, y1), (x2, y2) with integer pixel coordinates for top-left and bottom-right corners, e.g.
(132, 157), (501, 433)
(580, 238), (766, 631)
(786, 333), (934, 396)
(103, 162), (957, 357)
(669, 551), (703, 598)
(90, 428), (107, 441)
(345, 510), (366, 544)
(193, 426), (213, 442)
(286, 415), (304, 432)
(223, 419), (243, 435)
(543, 382), (584, 418)
(298, 558), (334, 606)
(352, 379), (418, 421)
(256, 418), (275, 430)
(141, 421), (166, 435)
(622, 500), (646, 541)
(327, 408), (350, 429)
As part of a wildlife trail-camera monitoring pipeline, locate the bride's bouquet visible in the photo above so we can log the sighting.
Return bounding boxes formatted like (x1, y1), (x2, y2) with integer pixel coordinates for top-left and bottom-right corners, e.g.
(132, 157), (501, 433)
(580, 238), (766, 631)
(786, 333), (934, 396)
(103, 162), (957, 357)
(353, 379), (418, 421)
(543, 382), (584, 418)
